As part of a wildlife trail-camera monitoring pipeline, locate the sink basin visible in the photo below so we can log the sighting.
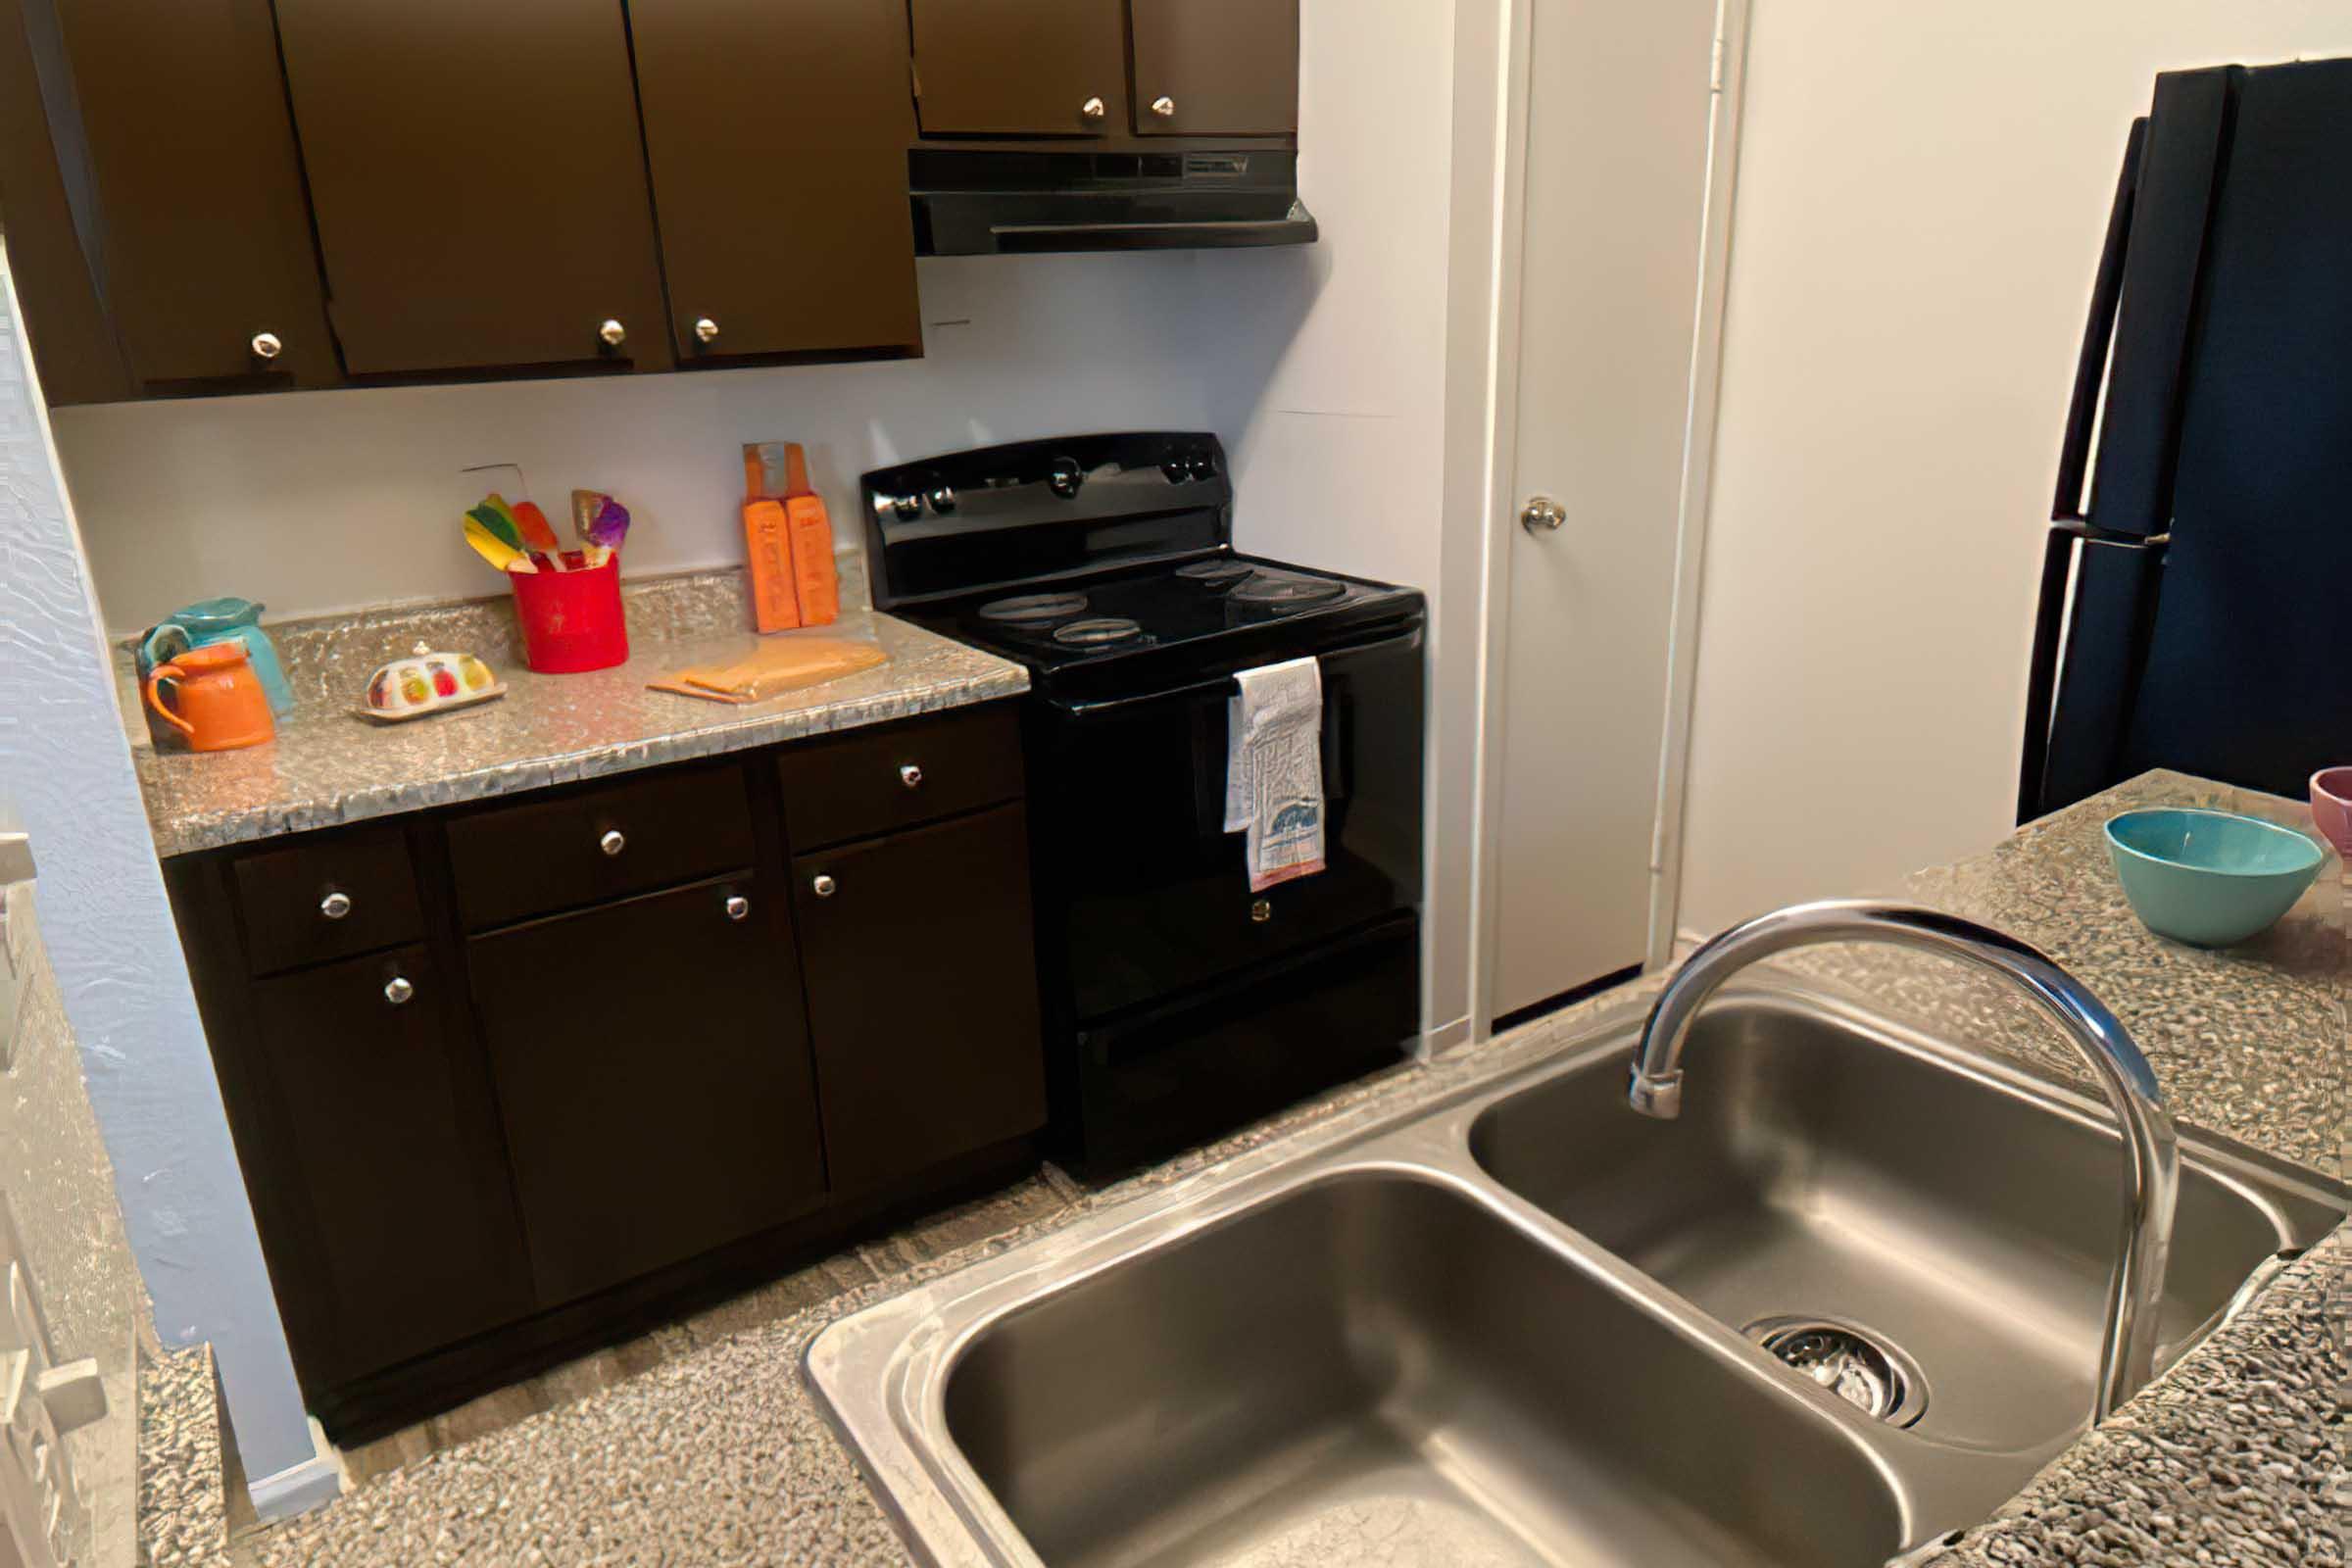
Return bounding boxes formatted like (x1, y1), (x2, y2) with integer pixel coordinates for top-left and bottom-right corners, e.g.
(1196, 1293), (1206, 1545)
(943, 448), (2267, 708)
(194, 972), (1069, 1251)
(808, 977), (2346, 1567)
(1468, 993), (2342, 1450)
(943, 1174), (1904, 1568)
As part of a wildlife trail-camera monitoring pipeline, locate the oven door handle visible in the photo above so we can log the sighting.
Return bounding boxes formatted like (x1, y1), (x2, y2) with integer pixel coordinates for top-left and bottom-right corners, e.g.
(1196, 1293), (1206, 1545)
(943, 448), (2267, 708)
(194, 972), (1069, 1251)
(1055, 622), (1425, 724)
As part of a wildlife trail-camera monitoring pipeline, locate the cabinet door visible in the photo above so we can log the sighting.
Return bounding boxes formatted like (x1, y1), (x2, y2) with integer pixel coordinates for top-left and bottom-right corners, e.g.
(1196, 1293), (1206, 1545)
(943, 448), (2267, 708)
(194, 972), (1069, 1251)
(1129, 0), (1298, 136)
(908, 0), (1128, 136)
(630, 0), (920, 363)
(272, 0), (669, 376)
(468, 875), (827, 1307)
(249, 946), (531, 1386)
(792, 805), (1047, 1195)
(37, 0), (335, 388)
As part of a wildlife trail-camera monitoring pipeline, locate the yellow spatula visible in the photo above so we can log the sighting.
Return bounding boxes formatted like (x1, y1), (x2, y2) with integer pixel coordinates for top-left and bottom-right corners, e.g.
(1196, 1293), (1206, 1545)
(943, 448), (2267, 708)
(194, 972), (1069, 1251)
(464, 514), (539, 574)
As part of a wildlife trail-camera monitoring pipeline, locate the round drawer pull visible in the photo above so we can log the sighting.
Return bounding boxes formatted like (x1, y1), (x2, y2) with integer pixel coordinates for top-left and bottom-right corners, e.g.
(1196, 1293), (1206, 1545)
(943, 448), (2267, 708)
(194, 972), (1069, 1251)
(319, 890), (353, 921)
(1081, 96), (1106, 122)
(1151, 95), (1176, 119)
(811, 874), (838, 899)
(694, 317), (720, 344)
(1250, 899), (1273, 924)
(250, 331), (284, 361)
(599, 318), (627, 348)
(899, 763), (924, 789)
(600, 829), (627, 858)
(724, 894), (751, 922)
(383, 976), (416, 1006)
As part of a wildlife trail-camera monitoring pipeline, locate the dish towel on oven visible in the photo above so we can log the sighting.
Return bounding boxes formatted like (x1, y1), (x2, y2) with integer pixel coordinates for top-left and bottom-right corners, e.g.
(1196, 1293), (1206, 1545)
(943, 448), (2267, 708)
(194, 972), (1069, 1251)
(1225, 656), (1327, 891)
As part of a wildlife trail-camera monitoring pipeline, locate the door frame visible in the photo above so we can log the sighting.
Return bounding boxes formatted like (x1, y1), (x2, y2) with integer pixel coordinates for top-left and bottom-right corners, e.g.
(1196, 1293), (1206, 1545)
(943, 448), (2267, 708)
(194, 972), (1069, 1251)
(1446, 0), (1753, 1042)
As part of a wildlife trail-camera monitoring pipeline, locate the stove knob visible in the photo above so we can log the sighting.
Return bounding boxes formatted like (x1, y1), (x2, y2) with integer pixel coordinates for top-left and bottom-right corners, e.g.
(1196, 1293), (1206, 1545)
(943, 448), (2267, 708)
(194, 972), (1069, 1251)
(1187, 453), (1219, 481)
(1161, 457), (1191, 483)
(927, 484), (957, 514)
(892, 493), (923, 520)
(1048, 458), (1083, 499)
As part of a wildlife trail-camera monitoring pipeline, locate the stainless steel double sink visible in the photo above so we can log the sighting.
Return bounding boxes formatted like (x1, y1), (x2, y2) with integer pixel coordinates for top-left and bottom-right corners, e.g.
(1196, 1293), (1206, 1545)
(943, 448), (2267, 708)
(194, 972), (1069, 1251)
(808, 981), (2345, 1567)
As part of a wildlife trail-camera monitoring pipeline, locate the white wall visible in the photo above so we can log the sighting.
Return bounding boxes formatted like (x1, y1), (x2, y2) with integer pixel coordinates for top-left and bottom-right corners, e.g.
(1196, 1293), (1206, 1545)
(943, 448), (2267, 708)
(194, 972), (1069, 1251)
(59, 252), (1212, 632)
(1679, 4), (2352, 934)
(1203, 0), (1467, 1040)
(0, 256), (317, 1483)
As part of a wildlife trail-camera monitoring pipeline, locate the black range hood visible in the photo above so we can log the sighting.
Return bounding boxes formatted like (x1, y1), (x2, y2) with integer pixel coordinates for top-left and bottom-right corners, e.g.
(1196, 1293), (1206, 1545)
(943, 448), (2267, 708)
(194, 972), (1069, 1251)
(909, 148), (1317, 256)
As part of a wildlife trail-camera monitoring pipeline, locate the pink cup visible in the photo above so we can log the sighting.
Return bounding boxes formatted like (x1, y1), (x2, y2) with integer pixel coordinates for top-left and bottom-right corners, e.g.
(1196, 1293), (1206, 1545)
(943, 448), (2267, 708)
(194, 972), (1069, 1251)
(2311, 767), (2352, 858)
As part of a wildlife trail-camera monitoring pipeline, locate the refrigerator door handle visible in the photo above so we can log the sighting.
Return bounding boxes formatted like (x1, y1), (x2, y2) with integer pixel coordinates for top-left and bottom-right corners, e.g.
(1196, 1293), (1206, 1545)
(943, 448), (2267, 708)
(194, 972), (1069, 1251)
(2052, 118), (2149, 524)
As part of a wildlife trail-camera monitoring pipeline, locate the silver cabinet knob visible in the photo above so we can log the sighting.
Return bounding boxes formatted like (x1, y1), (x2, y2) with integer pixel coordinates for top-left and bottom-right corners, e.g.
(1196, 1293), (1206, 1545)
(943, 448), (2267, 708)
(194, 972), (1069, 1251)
(1520, 496), (1567, 534)
(899, 763), (923, 790)
(1151, 95), (1176, 118)
(250, 331), (283, 361)
(724, 894), (751, 922)
(598, 318), (627, 348)
(1081, 96), (1106, 122)
(319, 890), (353, 921)
(383, 976), (415, 1006)
(694, 317), (719, 344)
(600, 829), (627, 857)
(1250, 899), (1273, 924)
(811, 874), (837, 899)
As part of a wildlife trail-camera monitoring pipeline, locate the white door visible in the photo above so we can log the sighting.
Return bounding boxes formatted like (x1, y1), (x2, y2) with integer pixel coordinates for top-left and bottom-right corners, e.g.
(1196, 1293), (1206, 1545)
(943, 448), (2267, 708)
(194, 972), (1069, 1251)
(1490, 0), (1727, 1017)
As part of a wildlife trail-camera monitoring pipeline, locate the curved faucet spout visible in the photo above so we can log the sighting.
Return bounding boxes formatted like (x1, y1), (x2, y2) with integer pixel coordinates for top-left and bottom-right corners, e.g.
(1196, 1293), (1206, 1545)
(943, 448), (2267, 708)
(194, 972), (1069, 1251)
(1627, 899), (2179, 1424)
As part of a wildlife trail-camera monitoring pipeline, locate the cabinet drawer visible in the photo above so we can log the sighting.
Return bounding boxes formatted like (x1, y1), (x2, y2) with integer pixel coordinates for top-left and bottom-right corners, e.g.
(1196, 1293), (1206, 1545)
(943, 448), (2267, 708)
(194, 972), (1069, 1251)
(776, 706), (1024, 851)
(232, 828), (423, 976)
(445, 765), (757, 931)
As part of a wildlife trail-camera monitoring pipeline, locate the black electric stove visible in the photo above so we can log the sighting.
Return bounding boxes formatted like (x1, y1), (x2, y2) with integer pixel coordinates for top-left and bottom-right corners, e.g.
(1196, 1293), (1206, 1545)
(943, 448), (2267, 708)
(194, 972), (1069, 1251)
(863, 433), (1426, 1175)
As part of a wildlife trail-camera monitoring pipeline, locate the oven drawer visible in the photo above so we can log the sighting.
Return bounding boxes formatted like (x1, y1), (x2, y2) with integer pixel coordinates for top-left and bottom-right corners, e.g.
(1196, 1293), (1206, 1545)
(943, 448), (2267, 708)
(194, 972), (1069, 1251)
(444, 764), (757, 930)
(776, 704), (1023, 850)
(232, 826), (424, 976)
(1065, 913), (1418, 1175)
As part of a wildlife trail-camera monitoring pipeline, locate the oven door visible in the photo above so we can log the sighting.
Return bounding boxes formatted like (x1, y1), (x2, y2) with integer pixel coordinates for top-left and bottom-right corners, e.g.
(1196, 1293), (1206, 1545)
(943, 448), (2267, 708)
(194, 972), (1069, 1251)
(1027, 621), (1425, 1025)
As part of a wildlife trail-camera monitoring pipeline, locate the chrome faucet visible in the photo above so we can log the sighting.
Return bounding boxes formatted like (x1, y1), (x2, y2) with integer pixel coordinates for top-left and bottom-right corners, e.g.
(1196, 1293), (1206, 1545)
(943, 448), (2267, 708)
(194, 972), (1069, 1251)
(1627, 900), (2180, 1424)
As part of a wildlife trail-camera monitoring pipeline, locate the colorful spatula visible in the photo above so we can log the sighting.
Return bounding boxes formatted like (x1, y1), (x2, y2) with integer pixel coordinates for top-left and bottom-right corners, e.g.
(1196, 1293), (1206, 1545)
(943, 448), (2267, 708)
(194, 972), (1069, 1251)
(510, 499), (569, 570)
(570, 489), (631, 568)
(463, 514), (537, 573)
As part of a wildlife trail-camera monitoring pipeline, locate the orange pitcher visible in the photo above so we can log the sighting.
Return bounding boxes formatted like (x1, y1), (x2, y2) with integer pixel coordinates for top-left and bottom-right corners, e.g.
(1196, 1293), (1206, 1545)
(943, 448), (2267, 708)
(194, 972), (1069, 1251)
(145, 641), (275, 752)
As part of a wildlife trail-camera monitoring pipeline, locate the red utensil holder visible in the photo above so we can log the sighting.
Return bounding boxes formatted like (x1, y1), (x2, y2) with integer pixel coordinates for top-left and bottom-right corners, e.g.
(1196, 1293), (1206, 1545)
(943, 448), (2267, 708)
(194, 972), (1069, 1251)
(511, 553), (628, 673)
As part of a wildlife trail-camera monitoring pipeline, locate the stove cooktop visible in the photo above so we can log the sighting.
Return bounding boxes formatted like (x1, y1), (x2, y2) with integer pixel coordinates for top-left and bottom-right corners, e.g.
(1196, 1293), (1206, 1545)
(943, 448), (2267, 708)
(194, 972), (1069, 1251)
(902, 555), (1420, 697)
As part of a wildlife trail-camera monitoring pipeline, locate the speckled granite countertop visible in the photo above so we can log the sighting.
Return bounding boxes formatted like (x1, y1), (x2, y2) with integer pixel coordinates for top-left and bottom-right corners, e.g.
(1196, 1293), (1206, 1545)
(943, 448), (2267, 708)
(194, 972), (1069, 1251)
(222, 770), (2344, 1566)
(127, 565), (1028, 858)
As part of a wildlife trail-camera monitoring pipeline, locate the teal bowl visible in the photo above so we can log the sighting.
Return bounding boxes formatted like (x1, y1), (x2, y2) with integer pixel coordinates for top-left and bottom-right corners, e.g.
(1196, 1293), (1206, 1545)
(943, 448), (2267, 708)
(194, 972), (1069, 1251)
(2103, 808), (2325, 948)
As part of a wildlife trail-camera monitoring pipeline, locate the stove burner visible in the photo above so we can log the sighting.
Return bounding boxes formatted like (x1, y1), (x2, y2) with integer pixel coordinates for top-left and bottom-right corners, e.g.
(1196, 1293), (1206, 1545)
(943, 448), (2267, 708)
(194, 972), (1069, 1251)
(980, 591), (1089, 624)
(1228, 573), (1348, 608)
(1054, 616), (1145, 647)
(1176, 559), (1254, 585)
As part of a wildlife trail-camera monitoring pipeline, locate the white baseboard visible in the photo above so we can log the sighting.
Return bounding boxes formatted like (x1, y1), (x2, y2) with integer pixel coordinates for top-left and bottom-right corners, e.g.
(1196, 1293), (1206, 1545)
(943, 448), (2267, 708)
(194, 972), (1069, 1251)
(249, 1427), (342, 1523)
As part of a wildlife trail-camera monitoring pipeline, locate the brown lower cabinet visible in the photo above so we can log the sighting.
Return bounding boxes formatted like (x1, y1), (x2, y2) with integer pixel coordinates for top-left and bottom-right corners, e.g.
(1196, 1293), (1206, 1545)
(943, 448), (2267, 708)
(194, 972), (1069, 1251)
(468, 873), (828, 1307)
(167, 703), (1047, 1440)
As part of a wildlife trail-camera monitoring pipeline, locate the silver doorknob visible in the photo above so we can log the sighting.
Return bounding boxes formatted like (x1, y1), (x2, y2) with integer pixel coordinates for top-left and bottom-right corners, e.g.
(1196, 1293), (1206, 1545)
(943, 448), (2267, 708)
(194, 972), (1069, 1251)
(319, 891), (353, 921)
(899, 763), (923, 789)
(694, 317), (719, 344)
(600, 829), (627, 857)
(383, 976), (415, 1006)
(250, 331), (283, 361)
(1151, 96), (1176, 118)
(724, 895), (751, 922)
(811, 874), (838, 899)
(1081, 96), (1106, 121)
(598, 318), (626, 348)
(1520, 496), (1567, 534)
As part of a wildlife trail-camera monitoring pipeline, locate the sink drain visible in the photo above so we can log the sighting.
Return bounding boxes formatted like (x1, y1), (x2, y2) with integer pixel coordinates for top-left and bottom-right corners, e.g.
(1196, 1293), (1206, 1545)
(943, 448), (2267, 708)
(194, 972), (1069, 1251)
(1742, 1316), (1929, 1427)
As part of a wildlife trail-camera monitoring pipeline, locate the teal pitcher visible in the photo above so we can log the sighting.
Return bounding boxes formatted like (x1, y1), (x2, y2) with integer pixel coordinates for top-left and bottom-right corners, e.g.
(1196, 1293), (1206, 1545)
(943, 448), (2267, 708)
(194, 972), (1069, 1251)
(139, 599), (293, 719)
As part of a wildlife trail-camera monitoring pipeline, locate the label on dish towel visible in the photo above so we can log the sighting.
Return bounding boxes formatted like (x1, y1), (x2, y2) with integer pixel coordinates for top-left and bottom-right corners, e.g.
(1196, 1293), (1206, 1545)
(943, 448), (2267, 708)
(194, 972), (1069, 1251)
(1226, 657), (1326, 891)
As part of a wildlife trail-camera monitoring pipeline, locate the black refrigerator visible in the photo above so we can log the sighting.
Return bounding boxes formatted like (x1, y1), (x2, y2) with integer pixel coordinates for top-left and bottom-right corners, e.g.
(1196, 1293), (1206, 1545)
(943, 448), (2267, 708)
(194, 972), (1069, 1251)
(2019, 56), (2352, 822)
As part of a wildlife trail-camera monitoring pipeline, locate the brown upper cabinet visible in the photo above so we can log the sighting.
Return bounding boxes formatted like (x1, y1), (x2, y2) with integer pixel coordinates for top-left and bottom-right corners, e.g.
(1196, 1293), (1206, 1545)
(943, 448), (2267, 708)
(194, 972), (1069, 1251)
(12, 0), (335, 393)
(631, 0), (920, 364)
(909, 0), (1129, 135)
(272, 0), (671, 377)
(1130, 0), (1299, 136)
